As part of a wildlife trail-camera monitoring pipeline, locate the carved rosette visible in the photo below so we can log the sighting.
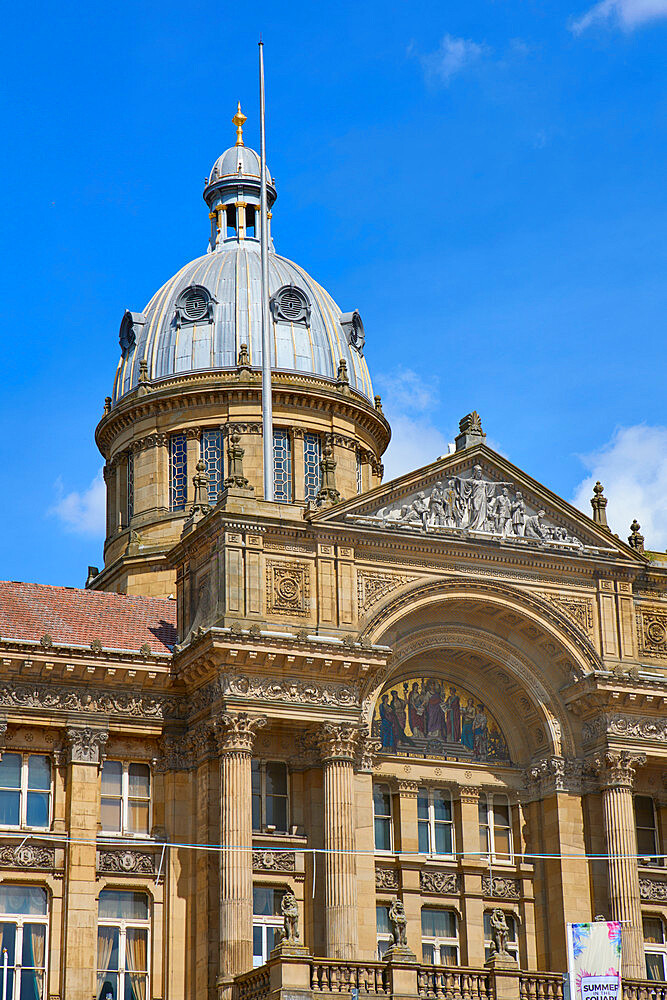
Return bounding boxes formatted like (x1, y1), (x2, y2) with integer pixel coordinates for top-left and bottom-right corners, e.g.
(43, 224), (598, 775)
(317, 723), (360, 763)
(213, 713), (266, 756)
(482, 876), (521, 899)
(0, 845), (55, 869)
(252, 850), (295, 873)
(420, 870), (459, 894)
(375, 868), (400, 890)
(65, 726), (109, 765)
(592, 750), (647, 789)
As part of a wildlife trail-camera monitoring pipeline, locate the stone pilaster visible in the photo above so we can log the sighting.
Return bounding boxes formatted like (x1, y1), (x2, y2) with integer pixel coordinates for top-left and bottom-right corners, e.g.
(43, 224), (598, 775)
(62, 726), (108, 1000)
(214, 712), (266, 997)
(317, 723), (360, 959)
(593, 750), (647, 978)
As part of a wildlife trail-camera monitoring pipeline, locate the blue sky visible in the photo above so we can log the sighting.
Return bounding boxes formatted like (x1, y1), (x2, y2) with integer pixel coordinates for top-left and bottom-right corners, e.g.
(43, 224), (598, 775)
(2, 0), (666, 586)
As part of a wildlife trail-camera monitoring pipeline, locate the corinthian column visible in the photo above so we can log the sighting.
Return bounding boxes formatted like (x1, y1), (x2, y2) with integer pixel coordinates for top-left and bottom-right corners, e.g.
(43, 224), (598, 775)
(594, 750), (647, 978)
(317, 723), (360, 959)
(214, 712), (266, 995)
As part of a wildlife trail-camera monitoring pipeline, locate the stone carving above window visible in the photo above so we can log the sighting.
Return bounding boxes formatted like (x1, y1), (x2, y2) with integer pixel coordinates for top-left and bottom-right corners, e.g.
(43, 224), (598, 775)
(252, 850), (295, 873)
(482, 876), (520, 899)
(266, 561), (310, 616)
(637, 608), (667, 658)
(0, 845), (55, 869)
(270, 285), (311, 325)
(346, 465), (600, 552)
(420, 870), (459, 894)
(98, 850), (155, 875)
(375, 868), (400, 890)
(639, 878), (667, 902)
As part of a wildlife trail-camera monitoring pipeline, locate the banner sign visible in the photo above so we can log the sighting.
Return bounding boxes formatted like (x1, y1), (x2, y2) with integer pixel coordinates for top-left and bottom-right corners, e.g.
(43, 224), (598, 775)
(567, 922), (622, 1000)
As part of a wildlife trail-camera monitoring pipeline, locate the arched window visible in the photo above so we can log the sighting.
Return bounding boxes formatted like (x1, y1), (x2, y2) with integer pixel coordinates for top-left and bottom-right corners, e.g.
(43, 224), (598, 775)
(174, 285), (215, 326)
(269, 285), (311, 325)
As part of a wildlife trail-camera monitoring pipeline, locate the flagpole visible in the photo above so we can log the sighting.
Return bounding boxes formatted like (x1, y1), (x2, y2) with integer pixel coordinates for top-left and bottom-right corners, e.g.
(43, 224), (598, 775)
(259, 39), (274, 501)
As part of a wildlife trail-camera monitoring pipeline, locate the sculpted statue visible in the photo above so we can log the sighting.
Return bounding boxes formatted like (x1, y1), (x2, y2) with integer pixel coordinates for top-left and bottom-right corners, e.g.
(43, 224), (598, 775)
(524, 510), (546, 540)
(489, 908), (510, 956)
(389, 897), (408, 946)
(461, 464), (499, 531)
(281, 890), (300, 943)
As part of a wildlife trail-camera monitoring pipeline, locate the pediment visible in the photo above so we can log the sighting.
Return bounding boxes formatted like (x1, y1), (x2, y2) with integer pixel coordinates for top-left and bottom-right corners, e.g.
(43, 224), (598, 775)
(312, 444), (644, 562)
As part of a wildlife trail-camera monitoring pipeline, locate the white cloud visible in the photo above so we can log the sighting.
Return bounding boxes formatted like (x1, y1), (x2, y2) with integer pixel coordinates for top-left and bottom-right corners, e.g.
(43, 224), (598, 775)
(417, 34), (489, 85)
(571, 425), (667, 550)
(570, 0), (667, 33)
(375, 368), (451, 481)
(49, 468), (106, 537)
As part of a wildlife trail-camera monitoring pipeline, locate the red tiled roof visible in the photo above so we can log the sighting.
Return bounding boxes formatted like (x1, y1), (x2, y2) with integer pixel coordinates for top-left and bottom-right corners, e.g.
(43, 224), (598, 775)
(0, 581), (177, 654)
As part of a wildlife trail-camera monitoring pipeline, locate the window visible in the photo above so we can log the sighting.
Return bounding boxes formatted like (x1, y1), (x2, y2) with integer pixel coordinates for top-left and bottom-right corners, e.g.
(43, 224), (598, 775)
(418, 788), (454, 857)
(373, 783), (393, 852)
(644, 916), (667, 981)
(0, 754), (51, 829)
(201, 429), (223, 504)
(269, 285), (311, 325)
(97, 890), (149, 1000)
(127, 452), (134, 522)
(303, 434), (322, 501)
(376, 905), (393, 959)
(101, 762), (151, 836)
(273, 430), (292, 502)
(226, 205), (237, 238)
(484, 911), (519, 962)
(356, 452), (363, 494)
(169, 433), (187, 511)
(421, 908), (459, 966)
(246, 206), (256, 238)
(0, 885), (48, 1000)
(253, 887), (284, 967)
(251, 761), (288, 832)
(479, 794), (512, 863)
(635, 796), (661, 865)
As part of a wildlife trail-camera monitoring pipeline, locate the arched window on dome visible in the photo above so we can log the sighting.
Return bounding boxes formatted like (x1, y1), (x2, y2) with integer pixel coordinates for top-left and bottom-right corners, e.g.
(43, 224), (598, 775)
(174, 285), (215, 328)
(269, 286), (311, 326)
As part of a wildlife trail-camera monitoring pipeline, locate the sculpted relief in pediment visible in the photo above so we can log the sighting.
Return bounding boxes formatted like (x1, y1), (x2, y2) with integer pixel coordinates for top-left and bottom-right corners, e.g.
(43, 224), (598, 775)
(348, 464), (602, 553)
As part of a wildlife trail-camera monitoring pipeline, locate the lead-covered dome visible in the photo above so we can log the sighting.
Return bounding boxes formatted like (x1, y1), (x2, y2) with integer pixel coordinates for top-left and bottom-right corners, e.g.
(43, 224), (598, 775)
(112, 104), (372, 403)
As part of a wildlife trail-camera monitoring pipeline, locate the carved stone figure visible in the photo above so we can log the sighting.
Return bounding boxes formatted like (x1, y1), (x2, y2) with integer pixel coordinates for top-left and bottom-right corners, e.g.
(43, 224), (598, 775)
(489, 908), (510, 956)
(389, 897), (408, 946)
(524, 510), (546, 540)
(462, 465), (498, 531)
(281, 890), (300, 943)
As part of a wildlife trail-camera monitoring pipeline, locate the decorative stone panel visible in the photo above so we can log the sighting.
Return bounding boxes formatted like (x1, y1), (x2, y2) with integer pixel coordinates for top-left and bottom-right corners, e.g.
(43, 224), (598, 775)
(97, 850), (155, 875)
(482, 876), (520, 899)
(0, 844), (55, 869)
(639, 878), (667, 902)
(357, 572), (416, 612)
(375, 868), (399, 890)
(549, 597), (594, 635)
(637, 608), (667, 657)
(266, 561), (310, 616)
(253, 850), (296, 873)
(420, 870), (459, 894)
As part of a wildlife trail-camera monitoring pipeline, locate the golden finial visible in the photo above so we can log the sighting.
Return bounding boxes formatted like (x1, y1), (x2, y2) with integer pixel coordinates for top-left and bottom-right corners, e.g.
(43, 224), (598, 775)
(232, 102), (247, 146)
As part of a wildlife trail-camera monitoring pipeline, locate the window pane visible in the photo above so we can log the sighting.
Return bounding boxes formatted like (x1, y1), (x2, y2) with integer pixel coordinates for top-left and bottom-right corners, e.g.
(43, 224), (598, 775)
(376, 906), (391, 935)
(494, 827), (512, 859)
(644, 918), (665, 944)
(266, 796), (287, 832)
(252, 926), (263, 965)
(417, 791), (429, 820)
(125, 928), (148, 972)
(440, 945), (458, 966)
(101, 761), (122, 795)
(266, 926), (278, 955)
(0, 754), (21, 788)
(99, 891), (148, 921)
(127, 799), (150, 834)
(97, 972), (119, 1000)
(421, 908), (456, 938)
(433, 791), (452, 822)
(252, 793), (261, 831)
(494, 800), (511, 827)
(646, 954), (666, 981)
(98, 926), (119, 971)
(478, 798), (488, 824)
(265, 763), (287, 796)
(0, 790), (20, 826)
(22, 923), (46, 967)
(21, 968), (44, 1000)
(434, 823), (452, 856)
(479, 825), (490, 856)
(125, 973), (148, 1000)
(27, 756), (51, 791)
(0, 923), (16, 964)
(373, 785), (391, 817)
(422, 944), (435, 964)
(101, 798), (122, 833)
(26, 792), (50, 828)
(128, 764), (150, 798)
(0, 886), (47, 915)
(418, 821), (430, 854)
(637, 827), (658, 856)
(375, 817), (391, 851)
(253, 888), (279, 916)
(635, 796), (656, 828)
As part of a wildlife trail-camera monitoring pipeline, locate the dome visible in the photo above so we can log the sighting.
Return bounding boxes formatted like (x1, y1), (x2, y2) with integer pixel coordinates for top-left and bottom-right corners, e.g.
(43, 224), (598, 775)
(207, 145), (272, 187)
(112, 243), (374, 402)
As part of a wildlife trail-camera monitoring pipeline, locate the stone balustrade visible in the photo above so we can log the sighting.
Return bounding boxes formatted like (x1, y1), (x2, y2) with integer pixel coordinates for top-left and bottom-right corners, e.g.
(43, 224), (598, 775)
(418, 966), (492, 1000)
(311, 959), (390, 994)
(519, 973), (564, 1000)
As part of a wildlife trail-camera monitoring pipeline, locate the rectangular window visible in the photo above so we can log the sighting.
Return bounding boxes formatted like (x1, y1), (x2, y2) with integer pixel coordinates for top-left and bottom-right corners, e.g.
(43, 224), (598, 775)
(226, 205), (237, 238)
(101, 761), (151, 837)
(127, 451), (134, 522)
(644, 916), (667, 981)
(421, 908), (459, 966)
(0, 753), (51, 829)
(484, 911), (519, 962)
(201, 429), (223, 504)
(303, 433), (322, 501)
(373, 783), (393, 852)
(635, 795), (660, 865)
(97, 889), (149, 1000)
(246, 206), (256, 238)
(253, 887), (285, 967)
(273, 430), (292, 502)
(418, 788), (454, 857)
(0, 885), (48, 1000)
(251, 761), (289, 832)
(479, 793), (513, 863)
(169, 433), (187, 511)
(376, 905), (393, 959)
(356, 451), (363, 494)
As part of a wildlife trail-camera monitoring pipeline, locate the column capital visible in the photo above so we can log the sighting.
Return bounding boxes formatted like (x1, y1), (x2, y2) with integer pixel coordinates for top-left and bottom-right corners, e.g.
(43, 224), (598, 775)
(65, 726), (108, 765)
(525, 756), (583, 797)
(317, 723), (360, 763)
(393, 778), (420, 798)
(213, 712), (266, 755)
(458, 784), (481, 804)
(356, 725), (382, 774)
(592, 750), (647, 789)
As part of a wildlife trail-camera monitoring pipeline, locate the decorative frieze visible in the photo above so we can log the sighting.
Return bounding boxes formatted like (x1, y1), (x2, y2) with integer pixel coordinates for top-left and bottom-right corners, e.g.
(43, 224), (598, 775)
(0, 681), (176, 721)
(636, 608), (667, 657)
(420, 870), (459, 894)
(98, 850), (155, 875)
(266, 561), (310, 616)
(375, 868), (399, 890)
(252, 850), (295, 873)
(482, 876), (520, 899)
(357, 571), (417, 612)
(188, 674), (359, 718)
(65, 726), (108, 765)
(583, 714), (667, 744)
(639, 878), (667, 903)
(0, 844), (55, 869)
